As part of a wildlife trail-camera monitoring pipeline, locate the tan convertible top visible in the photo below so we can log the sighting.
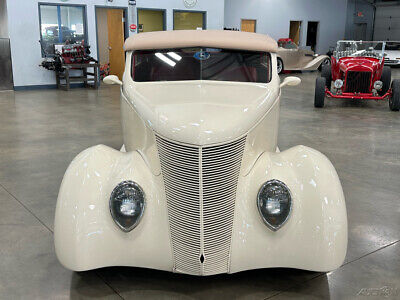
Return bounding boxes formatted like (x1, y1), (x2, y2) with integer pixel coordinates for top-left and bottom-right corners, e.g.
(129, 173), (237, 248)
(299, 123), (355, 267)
(124, 30), (278, 53)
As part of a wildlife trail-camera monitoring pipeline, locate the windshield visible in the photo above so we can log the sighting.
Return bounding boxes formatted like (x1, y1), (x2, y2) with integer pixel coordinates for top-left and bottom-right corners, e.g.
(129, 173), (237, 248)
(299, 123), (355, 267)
(132, 48), (271, 83)
(334, 41), (386, 61)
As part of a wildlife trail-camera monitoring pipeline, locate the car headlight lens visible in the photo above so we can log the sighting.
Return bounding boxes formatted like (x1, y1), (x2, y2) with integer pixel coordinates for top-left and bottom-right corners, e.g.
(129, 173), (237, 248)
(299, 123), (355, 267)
(334, 79), (343, 89)
(374, 80), (383, 90)
(257, 179), (292, 231)
(109, 181), (145, 232)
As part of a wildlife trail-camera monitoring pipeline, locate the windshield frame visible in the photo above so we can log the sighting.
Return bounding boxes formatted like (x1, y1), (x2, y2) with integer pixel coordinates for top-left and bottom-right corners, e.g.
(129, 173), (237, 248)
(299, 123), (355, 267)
(130, 47), (272, 84)
(334, 40), (386, 62)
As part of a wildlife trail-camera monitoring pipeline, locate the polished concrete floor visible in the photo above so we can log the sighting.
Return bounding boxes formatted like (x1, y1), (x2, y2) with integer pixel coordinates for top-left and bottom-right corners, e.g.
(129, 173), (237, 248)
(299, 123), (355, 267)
(0, 70), (399, 299)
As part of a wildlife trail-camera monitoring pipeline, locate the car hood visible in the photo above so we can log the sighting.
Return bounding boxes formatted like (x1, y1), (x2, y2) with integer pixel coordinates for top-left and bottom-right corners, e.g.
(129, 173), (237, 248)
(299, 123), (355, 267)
(338, 57), (380, 73)
(123, 80), (279, 145)
(384, 50), (400, 60)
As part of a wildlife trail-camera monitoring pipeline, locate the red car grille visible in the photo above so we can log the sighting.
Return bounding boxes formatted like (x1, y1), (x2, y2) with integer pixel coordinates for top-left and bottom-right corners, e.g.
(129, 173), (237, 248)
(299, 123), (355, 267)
(345, 71), (371, 93)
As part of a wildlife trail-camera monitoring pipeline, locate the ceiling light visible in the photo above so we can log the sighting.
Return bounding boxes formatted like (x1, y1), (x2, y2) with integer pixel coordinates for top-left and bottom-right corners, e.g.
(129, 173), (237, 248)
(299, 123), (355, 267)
(155, 53), (176, 66)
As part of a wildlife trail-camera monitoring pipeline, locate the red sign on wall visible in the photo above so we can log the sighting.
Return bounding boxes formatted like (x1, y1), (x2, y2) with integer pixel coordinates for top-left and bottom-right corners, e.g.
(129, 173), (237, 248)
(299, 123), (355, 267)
(130, 24), (137, 31)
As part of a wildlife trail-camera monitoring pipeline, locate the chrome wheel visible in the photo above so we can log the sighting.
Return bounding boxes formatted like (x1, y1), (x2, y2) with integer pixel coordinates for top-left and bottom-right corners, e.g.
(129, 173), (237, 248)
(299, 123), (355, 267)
(277, 59), (283, 74)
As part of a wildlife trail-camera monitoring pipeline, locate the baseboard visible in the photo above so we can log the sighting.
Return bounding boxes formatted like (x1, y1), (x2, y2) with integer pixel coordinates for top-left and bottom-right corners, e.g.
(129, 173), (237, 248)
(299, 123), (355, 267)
(14, 83), (86, 91)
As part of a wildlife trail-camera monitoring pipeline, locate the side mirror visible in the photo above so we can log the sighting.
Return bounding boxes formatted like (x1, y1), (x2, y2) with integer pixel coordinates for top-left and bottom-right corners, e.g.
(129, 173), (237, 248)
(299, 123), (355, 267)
(103, 75), (122, 86)
(280, 76), (301, 88)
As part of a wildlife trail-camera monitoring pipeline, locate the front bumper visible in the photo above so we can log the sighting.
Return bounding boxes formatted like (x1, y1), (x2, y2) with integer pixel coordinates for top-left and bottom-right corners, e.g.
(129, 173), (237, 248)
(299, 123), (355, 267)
(326, 88), (391, 100)
(54, 144), (347, 275)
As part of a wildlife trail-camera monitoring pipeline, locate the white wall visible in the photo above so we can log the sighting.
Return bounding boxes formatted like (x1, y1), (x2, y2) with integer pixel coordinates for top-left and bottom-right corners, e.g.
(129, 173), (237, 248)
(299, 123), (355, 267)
(6, 0), (224, 88)
(224, 0), (348, 53)
(0, 0), (8, 38)
(137, 0), (224, 30)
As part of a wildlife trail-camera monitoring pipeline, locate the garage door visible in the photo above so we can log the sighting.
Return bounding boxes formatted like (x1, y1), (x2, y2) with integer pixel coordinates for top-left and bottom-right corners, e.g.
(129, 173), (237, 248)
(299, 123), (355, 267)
(374, 5), (400, 40)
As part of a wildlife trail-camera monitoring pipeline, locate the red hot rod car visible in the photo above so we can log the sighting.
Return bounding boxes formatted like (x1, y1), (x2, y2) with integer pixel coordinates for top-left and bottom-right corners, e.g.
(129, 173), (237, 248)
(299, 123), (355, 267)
(315, 40), (400, 111)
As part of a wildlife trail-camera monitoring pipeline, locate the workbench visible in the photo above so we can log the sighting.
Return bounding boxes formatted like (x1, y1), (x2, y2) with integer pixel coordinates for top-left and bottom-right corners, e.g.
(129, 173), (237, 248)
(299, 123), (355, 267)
(55, 62), (99, 90)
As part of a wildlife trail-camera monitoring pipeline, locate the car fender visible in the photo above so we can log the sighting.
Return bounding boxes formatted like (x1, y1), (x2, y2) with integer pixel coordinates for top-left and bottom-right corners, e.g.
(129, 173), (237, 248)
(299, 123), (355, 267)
(230, 145), (347, 273)
(54, 144), (173, 271)
(302, 54), (330, 70)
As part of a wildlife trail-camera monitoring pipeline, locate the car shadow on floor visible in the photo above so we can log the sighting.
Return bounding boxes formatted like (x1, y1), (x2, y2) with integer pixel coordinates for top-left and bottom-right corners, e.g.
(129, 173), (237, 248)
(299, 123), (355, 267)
(70, 266), (331, 299)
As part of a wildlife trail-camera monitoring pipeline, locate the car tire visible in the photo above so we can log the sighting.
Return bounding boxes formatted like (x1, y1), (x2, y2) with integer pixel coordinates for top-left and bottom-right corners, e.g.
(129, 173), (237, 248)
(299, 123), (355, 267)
(314, 77), (326, 108)
(379, 66), (391, 96)
(277, 58), (284, 74)
(321, 64), (332, 90)
(389, 79), (400, 111)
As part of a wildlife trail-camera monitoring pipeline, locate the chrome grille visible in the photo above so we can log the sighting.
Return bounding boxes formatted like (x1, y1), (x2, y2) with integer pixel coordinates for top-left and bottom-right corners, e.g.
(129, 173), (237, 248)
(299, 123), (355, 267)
(345, 71), (371, 93)
(156, 135), (246, 275)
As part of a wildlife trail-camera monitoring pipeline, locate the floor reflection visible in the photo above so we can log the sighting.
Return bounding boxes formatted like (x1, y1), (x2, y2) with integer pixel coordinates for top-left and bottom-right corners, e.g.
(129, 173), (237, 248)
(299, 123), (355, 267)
(71, 267), (330, 299)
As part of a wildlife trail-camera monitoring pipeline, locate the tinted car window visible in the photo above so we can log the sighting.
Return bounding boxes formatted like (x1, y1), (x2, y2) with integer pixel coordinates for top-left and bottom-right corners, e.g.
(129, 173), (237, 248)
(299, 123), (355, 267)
(132, 48), (271, 83)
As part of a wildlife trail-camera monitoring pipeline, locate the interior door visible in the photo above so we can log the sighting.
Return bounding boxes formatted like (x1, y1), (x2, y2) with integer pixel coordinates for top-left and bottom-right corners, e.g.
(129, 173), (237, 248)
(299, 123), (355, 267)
(289, 21), (301, 45)
(241, 19), (256, 32)
(107, 9), (125, 79)
(306, 21), (318, 52)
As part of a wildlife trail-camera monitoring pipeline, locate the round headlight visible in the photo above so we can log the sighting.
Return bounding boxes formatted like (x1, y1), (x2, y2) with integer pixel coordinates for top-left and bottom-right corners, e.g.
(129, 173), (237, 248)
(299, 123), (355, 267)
(334, 79), (343, 89)
(110, 181), (145, 232)
(374, 80), (383, 90)
(257, 179), (292, 231)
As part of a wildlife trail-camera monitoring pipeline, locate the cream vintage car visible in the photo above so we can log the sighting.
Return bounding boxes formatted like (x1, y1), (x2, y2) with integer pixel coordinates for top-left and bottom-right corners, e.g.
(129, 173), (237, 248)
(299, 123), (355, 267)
(277, 38), (331, 74)
(54, 30), (347, 276)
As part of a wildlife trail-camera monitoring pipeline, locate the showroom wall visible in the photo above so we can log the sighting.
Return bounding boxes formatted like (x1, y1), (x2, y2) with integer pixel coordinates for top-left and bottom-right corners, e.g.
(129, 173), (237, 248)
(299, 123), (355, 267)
(224, 0), (348, 53)
(5, 0), (224, 88)
(345, 0), (374, 40)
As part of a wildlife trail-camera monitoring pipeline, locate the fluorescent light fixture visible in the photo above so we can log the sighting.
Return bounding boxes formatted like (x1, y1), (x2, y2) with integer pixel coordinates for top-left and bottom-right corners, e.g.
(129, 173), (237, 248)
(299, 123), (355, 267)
(155, 53), (176, 67)
(167, 52), (182, 61)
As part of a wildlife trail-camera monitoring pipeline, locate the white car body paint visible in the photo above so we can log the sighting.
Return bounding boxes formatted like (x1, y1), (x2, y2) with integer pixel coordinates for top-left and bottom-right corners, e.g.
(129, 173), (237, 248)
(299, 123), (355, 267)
(54, 48), (347, 275)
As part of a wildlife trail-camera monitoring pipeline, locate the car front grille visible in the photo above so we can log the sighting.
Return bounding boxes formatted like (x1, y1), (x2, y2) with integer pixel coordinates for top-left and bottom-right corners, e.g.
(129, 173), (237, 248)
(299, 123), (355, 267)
(345, 71), (371, 93)
(156, 135), (246, 275)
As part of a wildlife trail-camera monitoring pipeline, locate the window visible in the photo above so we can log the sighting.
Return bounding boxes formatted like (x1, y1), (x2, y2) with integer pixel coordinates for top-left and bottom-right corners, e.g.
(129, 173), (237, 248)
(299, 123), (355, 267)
(132, 48), (271, 83)
(39, 4), (87, 56)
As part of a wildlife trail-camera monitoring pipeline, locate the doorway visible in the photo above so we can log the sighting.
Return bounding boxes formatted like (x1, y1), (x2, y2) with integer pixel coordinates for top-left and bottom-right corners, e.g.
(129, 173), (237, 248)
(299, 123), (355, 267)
(95, 7), (128, 80)
(306, 21), (319, 52)
(241, 19), (256, 33)
(137, 9), (166, 33)
(354, 23), (367, 41)
(289, 21), (302, 45)
(173, 10), (206, 30)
